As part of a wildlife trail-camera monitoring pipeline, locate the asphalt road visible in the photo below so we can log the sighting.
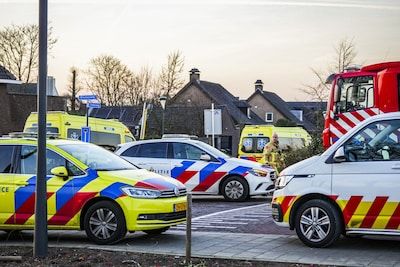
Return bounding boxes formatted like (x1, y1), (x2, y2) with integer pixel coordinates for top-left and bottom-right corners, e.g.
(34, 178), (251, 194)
(172, 195), (293, 235)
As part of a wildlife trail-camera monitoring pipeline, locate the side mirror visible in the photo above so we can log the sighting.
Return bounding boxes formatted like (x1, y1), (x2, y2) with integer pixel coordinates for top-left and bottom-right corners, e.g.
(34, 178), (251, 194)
(200, 154), (211, 161)
(51, 166), (69, 178)
(333, 147), (346, 163)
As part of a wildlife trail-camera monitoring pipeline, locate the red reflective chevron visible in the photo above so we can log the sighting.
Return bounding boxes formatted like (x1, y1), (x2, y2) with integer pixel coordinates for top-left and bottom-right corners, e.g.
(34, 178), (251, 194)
(176, 171), (197, 185)
(48, 192), (97, 225)
(280, 196), (296, 217)
(342, 196), (363, 225)
(192, 171), (226, 192)
(386, 203), (400, 230)
(5, 192), (54, 225)
(360, 196), (388, 228)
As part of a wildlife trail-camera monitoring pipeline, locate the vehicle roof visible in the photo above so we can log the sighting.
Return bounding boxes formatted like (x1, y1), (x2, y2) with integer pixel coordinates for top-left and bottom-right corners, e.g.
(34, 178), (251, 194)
(0, 137), (88, 146)
(361, 61), (400, 72)
(124, 138), (201, 145)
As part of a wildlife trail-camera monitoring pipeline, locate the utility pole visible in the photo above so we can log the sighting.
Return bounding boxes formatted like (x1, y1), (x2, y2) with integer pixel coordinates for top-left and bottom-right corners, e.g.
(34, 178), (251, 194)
(35, 0), (48, 258)
(71, 69), (76, 111)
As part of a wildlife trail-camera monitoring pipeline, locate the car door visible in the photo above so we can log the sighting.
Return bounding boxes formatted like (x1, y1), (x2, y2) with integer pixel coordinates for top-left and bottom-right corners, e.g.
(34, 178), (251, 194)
(332, 119), (400, 231)
(169, 142), (221, 193)
(132, 143), (170, 176)
(13, 145), (76, 226)
(0, 145), (18, 225)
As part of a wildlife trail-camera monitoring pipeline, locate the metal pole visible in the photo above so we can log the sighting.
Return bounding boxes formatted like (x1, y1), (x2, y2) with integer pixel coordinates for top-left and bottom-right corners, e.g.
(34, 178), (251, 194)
(71, 70), (76, 111)
(161, 108), (165, 136)
(86, 105), (89, 127)
(34, 0), (48, 258)
(211, 103), (215, 147)
(185, 194), (192, 265)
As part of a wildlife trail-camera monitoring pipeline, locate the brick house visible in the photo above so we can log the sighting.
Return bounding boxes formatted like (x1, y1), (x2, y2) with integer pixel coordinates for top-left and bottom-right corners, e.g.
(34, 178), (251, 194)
(0, 65), (67, 135)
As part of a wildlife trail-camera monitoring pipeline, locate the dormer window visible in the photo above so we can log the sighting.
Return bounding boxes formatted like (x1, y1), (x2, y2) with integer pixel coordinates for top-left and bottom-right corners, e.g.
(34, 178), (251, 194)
(265, 112), (273, 122)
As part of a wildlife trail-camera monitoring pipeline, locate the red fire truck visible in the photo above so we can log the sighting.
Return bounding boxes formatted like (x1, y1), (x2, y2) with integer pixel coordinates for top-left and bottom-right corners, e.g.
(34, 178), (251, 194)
(323, 61), (400, 149)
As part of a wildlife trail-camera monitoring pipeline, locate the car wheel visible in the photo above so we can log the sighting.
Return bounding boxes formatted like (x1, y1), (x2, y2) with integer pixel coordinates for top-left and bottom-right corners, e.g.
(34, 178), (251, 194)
(143, 226), (170, 235)
(84, 200), (127, 245)
(294, 199), (342, 248)
(221, 176), (249, 202)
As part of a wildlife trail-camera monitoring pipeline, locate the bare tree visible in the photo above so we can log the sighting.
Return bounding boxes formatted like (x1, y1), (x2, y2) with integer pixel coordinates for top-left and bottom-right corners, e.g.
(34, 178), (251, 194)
(0, 24), (57, 82)
(332, 37), (357, 73)
(125, 66), (155, 105)
(158, 50), (185, 98)
(299, 68), (330, 102)
(86, 55), (131, 106)
(301, 38), (357, 102)
(65, 67), (83, 111)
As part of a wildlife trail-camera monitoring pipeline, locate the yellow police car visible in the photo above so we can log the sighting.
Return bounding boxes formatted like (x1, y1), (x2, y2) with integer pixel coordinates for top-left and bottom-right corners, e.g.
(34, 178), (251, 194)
(0, 136), (187, 244)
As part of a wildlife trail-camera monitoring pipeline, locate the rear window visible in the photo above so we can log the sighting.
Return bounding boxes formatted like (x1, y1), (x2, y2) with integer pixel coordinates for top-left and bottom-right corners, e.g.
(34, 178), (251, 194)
(25, 127), (59, 134)
(136, 143), (167, 158)
(279, 137), (306, 150)
(241, 137), (269, 153)
(67, 129), (121, 147)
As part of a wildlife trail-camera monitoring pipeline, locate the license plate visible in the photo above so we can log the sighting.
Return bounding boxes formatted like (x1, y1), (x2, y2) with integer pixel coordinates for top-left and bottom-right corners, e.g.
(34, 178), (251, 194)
(174, 202), (187, 212)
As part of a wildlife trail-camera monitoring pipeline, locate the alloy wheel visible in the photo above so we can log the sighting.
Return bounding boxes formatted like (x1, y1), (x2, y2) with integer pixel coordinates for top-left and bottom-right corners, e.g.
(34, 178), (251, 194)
(225, 180), (244, 200)
(299, 207), (331, 242)
(89, 208), (118, 240)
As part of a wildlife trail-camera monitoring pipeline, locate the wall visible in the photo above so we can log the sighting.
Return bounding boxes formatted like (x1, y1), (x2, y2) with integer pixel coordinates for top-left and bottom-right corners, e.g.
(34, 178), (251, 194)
(248, 93), (286, 124)
(0, 85), (67, 135)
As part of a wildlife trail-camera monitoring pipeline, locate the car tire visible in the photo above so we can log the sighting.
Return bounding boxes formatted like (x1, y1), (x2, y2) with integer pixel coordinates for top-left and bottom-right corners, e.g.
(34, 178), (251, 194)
(294, 199), (342, 248)
(84, 200), (127, 245)
(143, 226), (170, 235)
(221, 176), (249, 202)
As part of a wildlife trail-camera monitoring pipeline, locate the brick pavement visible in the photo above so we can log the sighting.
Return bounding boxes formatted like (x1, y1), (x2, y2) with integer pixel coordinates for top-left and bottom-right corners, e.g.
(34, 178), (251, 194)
(1, 230), (400, 266)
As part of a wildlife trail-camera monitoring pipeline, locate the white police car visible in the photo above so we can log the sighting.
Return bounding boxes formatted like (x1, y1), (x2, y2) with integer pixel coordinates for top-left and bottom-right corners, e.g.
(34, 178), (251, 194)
(116, 136), (275, 201)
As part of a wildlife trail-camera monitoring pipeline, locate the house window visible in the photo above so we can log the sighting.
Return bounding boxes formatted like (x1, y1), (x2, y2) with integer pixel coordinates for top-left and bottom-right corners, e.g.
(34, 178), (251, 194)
(265, 112), (274, 122)
(290, 110), (303, 122)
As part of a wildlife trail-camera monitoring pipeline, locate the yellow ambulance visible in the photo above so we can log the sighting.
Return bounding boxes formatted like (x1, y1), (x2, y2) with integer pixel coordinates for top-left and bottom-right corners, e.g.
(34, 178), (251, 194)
(24, 111), (135, 149)
(238, 125), (311, 163)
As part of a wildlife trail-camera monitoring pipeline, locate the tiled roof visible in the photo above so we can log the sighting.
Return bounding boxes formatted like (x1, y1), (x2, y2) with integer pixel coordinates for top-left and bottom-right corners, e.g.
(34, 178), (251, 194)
(0, 65), (16, 80)
(194, 80), (265, 125)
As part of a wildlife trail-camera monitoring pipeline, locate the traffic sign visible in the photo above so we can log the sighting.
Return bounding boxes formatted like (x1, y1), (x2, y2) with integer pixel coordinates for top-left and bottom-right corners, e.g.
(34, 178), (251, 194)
(79, 95), (97, 101)
(81, 127), (91, 142)
(88, 102), (101, 109)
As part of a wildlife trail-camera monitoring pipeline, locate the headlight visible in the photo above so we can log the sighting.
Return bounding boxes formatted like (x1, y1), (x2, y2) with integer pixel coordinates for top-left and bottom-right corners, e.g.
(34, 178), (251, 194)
(276, 175), (294, 189)
(121, 186), (161, 199)
(248, 168), (268, 177)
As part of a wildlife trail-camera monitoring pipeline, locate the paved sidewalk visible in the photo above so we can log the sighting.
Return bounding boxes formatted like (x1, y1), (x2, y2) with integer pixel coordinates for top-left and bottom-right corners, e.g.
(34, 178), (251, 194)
(1, 230), (400, 266)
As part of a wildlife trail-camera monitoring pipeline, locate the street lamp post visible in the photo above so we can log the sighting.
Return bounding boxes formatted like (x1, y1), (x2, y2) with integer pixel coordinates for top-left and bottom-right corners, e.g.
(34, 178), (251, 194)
(159, 95), (167, 136)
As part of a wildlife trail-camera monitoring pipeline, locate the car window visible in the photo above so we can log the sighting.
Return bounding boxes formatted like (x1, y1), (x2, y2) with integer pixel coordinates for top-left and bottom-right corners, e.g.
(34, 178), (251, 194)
(136, 143), (167, 158)
(241, 137), (269, 153)
(121, 145), (139, 157)
(172, 142), (208, 160)
(343, 119), (400, 162)
(0, 145), (15, 173)
(125, 136), (134, 143)
(18, 146), (84, 176)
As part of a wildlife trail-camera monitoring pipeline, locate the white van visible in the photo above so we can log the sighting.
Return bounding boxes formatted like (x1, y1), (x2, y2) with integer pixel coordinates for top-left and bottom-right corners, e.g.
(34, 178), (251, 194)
(272, 112), (400, 247)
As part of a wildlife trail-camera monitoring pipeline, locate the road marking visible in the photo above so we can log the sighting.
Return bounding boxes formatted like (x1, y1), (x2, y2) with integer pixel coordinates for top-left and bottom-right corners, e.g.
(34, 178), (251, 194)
(192, 203), (266, 221)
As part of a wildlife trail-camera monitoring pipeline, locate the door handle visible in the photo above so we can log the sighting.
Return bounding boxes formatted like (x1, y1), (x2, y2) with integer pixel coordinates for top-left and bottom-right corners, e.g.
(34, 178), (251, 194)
(391, 164), (400, 169)
(137, 163), (147, 165)
(173, 164), (183, 168)
(15, 182), (28, 186)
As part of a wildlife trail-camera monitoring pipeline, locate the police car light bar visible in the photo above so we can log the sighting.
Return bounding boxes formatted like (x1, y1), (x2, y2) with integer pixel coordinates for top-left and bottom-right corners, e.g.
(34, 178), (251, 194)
(162, 134), (198, 139)
(5, 132), (60, 139)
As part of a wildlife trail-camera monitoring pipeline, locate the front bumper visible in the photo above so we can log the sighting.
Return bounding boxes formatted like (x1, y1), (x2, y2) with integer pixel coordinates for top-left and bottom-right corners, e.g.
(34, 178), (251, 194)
(246, 173), (275, 196)
(116, 195), (187, 231)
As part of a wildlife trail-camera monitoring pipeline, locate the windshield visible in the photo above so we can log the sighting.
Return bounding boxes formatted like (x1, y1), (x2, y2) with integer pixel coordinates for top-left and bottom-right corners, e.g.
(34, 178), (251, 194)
(59, 143), (137, 171)
(195, 141), (230, 159)
(336, 75), (374, 113)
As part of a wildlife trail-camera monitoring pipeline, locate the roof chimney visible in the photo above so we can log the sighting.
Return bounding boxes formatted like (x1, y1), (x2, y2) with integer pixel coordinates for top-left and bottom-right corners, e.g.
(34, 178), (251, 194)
(255, 79), (263, 91)
(190, 68), (200, 81)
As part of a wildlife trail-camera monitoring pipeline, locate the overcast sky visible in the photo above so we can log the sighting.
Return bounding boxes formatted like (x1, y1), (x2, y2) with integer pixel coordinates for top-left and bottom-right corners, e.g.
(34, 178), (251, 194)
(1, 0), (399, 100)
